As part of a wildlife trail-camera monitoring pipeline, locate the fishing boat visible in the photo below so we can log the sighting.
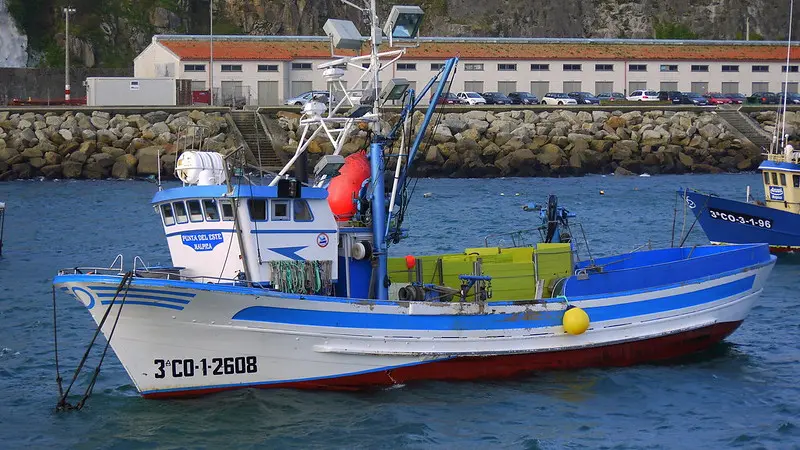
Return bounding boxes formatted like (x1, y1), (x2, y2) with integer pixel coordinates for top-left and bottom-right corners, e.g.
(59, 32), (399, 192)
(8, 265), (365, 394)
(682, 0), (798, 253)
(53, 1), (775, 402)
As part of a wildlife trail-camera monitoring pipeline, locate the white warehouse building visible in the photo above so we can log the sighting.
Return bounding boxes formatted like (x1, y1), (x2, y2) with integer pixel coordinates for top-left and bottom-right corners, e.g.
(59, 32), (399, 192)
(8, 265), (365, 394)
(134, 35), (800, 106)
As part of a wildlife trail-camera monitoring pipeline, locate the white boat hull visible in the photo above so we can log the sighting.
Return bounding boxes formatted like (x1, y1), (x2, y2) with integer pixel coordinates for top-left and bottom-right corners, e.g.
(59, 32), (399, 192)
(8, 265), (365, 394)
(55, 256), (773, 398)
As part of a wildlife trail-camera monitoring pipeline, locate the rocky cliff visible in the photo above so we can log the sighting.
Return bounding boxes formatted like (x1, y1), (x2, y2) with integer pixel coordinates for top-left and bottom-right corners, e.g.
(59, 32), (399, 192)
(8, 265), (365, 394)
(3, 0), (798, 68)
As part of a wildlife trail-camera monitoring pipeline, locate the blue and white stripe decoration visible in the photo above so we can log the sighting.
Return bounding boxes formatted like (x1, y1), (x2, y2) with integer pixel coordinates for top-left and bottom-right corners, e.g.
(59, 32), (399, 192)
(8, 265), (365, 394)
(87, 285), (196, 311)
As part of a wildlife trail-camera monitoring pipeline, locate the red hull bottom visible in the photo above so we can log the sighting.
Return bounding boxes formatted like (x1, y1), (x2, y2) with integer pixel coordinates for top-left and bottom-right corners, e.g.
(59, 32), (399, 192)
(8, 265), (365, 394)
(144, 321), (743, 399)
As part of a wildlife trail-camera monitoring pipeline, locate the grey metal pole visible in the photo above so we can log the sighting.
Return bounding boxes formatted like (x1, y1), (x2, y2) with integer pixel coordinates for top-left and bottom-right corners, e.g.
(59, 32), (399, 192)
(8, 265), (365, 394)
(209, 0), (214, 105)
(63, 7), (75, 101)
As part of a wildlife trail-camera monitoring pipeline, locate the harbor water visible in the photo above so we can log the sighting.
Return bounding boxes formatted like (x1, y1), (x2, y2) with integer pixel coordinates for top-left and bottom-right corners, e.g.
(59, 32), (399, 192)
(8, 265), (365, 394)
(1, 173), (798, 449)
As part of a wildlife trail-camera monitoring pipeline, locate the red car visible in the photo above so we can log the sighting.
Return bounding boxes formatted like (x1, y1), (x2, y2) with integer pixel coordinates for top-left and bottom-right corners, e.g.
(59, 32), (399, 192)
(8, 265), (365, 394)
(433, 92), (463, 105)
(703, 93), (732, 105)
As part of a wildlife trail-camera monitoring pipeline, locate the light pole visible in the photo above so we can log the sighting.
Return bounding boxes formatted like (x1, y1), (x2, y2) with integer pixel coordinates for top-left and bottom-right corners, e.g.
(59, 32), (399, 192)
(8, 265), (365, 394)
(63, 6), (76, 102)
(209, 0), (214, 105)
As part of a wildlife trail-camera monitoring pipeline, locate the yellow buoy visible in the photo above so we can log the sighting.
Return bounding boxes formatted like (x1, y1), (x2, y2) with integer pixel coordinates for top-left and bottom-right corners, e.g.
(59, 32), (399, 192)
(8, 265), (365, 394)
(563, 306), (590, 335)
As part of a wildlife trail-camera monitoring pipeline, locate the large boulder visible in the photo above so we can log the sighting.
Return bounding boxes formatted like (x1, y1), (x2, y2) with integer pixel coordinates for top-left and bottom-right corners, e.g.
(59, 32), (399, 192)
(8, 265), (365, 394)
(112, 154), (138, 179)
(62, 160), (84, 178)
(135, 146), (165, 175)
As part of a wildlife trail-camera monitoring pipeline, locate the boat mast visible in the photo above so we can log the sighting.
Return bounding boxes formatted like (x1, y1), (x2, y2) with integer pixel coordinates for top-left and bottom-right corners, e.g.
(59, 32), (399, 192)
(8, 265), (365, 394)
(366, 0), (389, 300)
(779, 0), (794, 150)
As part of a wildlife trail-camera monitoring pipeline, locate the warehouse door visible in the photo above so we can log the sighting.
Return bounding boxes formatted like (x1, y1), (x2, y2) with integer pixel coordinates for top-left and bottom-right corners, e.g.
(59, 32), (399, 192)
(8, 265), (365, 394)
(691, 82), (709, 95)
(721, 82), (739, 94)
(497, 81), (516, 95)
(594, 81), (613, 96)
(258, 81), (279, 105)
(530, 81), (549, 101)
(291, 81), (312, 97)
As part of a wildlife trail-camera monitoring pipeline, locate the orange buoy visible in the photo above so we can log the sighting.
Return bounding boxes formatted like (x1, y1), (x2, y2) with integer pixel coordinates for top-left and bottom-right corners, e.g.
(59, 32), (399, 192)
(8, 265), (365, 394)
(327, 151), (370, 222)
(405, 255), (416, 269)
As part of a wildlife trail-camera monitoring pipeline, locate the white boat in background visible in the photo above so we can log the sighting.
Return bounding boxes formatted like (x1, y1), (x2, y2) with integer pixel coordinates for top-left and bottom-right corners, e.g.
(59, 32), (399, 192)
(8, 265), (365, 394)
(53, 0), (775, 402)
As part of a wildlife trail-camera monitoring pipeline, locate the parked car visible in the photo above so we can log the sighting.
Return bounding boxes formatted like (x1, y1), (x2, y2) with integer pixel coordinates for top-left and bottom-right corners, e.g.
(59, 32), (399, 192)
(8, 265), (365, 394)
(703, 92), (732, 105)
(433, 92), (463, 105)
(724, 93), (747, 104)
(596, 92), (626, 102)
(540, 93), (578, 105)
(481, 92), (512, 105)
(778, 92), (800, 104)
(567, 92), (600, 104)
(285, 90), (333, 106)
(626, 89), (660, 101)
(456, 91), (487, 105)
(507, 91), (539, 105)
(674, 92), (709, 106)
(748, 92), (779, 104)
(657, 91), (683, 102)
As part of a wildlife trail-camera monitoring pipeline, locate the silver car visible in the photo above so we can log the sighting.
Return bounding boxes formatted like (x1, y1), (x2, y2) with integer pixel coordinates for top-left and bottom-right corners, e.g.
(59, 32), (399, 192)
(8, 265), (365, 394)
(284, 91), (335, 106)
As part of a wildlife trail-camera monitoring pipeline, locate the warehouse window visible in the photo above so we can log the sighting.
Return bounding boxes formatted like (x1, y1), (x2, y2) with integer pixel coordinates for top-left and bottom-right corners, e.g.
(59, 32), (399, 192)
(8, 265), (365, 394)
(563, 64), (582, 71)
(258, 64), (279, 72)
(397, 63), (416, 71)
(722, 65), (739, 72)
(595, 64), (613, 71)
(430, 63), (445, 71)
(691, 65), (709, 72)
(530, 64), (549, 71)
(752, 65), (769, 72)
(498, 63), (517, 71)
(292, 63), (312, 70)
(782, 65), (799, 73)
(629, 64), (647, 72)
(184, 64), (205, 72)
(465, 63), (484, 71)
(221, 64), (242, 72)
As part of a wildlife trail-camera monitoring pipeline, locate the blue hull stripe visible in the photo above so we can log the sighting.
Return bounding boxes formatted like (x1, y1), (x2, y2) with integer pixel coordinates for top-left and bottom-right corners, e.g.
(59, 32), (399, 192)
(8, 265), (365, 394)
(87, 286), (196, 298)
(231, 275), (755, 330)
(99, 300), (185, 311)
(94, 293), (191, 304)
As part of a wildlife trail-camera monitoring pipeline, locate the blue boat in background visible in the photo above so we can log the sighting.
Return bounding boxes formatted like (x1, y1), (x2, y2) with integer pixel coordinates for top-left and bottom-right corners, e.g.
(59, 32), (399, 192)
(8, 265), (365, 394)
(683, 147), (800, 254)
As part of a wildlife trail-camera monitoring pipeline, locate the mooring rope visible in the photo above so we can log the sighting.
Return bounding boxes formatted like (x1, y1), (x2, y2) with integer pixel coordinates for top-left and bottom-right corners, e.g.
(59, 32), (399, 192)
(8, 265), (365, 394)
(54, 271), (133, 411)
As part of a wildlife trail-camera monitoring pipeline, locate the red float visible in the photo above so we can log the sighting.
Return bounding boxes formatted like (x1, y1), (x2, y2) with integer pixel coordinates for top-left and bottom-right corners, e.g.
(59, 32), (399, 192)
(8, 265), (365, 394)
(326, 151), (370, 222)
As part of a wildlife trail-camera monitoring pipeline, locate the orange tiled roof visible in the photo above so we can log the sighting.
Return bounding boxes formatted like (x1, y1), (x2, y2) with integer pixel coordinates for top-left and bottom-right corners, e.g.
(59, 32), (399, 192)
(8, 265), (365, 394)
(158, 37), (800, 62)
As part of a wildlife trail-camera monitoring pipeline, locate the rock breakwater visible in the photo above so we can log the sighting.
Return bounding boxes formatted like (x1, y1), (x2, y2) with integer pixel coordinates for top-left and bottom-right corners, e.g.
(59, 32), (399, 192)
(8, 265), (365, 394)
(0, 109), (237, 180)
(277, 109), (763, 177)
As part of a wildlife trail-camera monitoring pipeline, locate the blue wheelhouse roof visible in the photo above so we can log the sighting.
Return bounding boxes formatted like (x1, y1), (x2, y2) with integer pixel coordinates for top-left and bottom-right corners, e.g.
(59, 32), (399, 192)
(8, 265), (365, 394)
(151, 184), (329, 204)
(758, 160), (800, 173)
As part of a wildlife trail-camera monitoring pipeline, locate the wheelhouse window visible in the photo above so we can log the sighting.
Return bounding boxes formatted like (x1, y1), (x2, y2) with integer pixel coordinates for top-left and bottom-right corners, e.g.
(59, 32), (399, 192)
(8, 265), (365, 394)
(780, 173), (787, 186)
(294, 200), (314, 221)
(160, 203), (175, 226)
(764, 172), (770, 184)
(173, 202), (188, 224)
(203, 199), (220, 221)
(772, 172), (779, 185)
(248, 199), (267, 221)
(794, 174), (800, 188)
(187, 200), (204, 222)
(272, 200), (290, 221)
(220, 200), (234, 221)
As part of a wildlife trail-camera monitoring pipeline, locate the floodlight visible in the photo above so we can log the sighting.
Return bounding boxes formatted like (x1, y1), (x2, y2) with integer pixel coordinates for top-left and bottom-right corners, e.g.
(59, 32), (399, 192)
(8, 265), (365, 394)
(314, 154), (346, 178)
(379, 78), (410, 103)
(323, 19), (365, 50)
(383, 5), (424, 46)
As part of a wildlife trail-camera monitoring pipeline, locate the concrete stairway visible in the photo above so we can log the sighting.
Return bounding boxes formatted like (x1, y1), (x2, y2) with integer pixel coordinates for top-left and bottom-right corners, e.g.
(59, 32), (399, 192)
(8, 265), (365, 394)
(229, 110), (282, 170)
(715, 107), (773, 150)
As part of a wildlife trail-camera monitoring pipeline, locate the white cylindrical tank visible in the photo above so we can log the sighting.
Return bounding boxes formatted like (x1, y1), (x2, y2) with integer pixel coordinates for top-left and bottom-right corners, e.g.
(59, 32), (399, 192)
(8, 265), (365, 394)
(176, 151), (227, 185)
